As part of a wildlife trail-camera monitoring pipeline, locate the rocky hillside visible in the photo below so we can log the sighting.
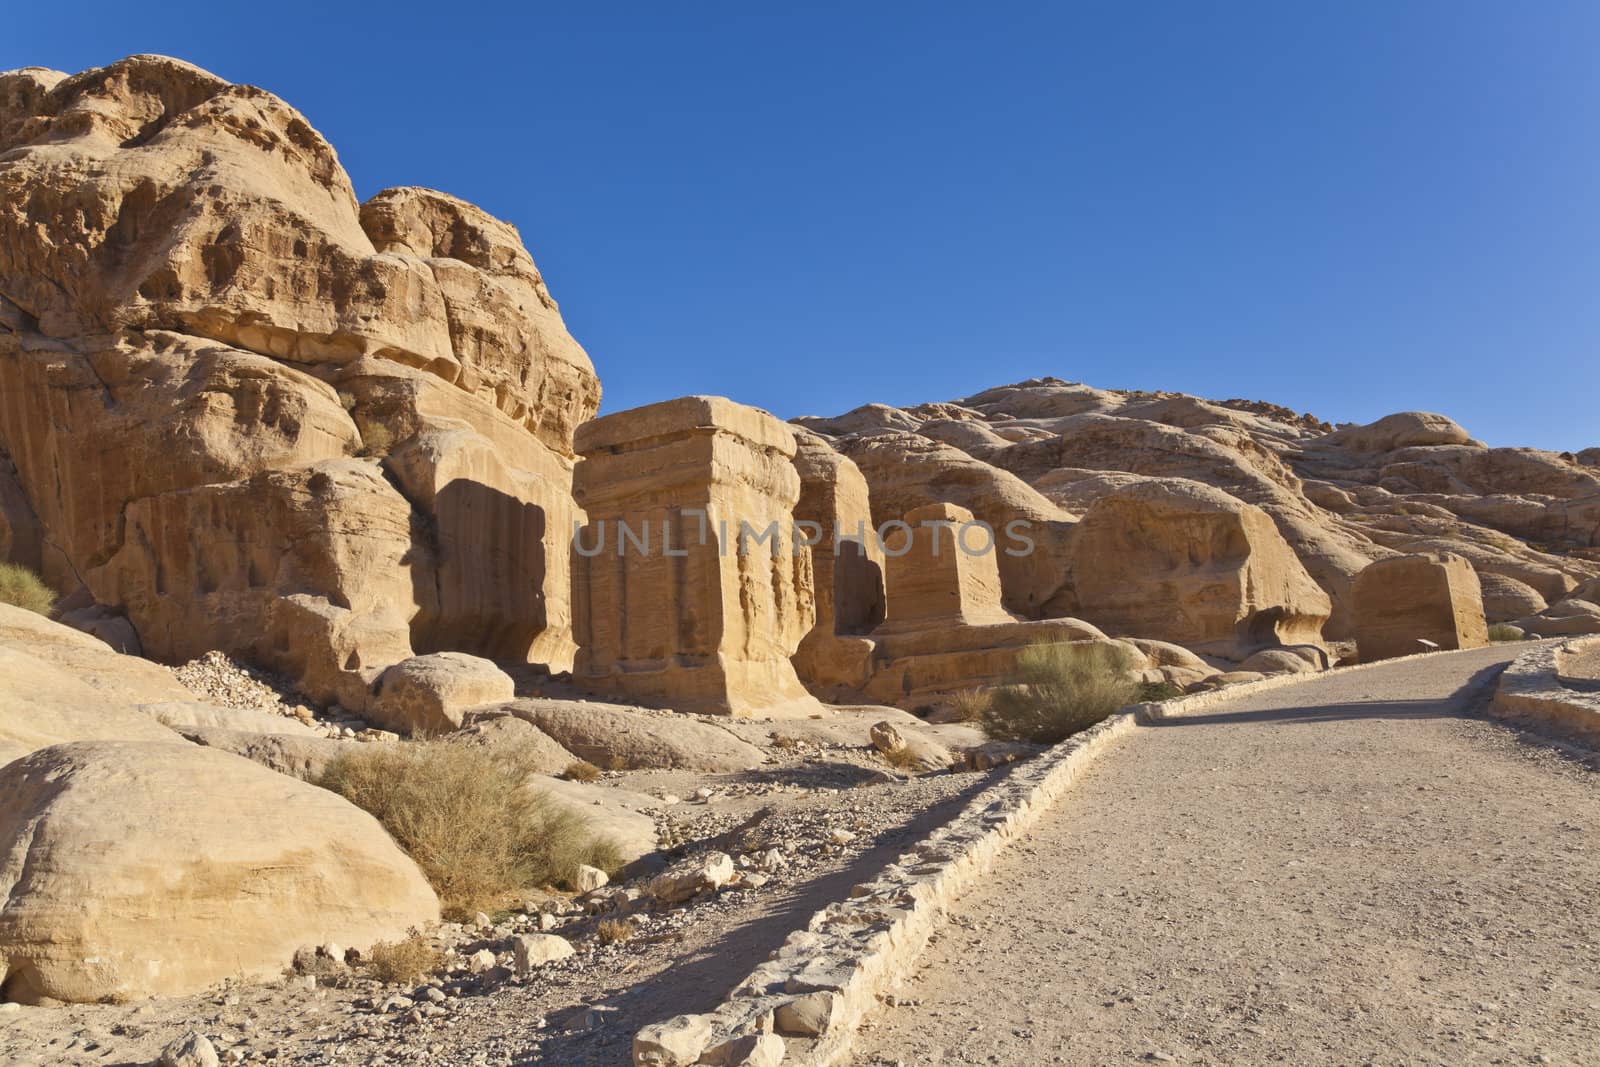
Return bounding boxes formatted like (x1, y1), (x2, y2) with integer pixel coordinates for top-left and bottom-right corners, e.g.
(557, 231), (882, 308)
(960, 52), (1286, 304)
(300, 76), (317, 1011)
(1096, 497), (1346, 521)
(0, 54), (598, 718)
(796, 384), (1600, 641)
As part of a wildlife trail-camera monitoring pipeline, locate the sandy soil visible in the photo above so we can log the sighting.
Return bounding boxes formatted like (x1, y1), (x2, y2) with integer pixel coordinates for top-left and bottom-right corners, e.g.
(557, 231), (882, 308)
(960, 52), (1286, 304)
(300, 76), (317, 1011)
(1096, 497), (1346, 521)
(851, 645), (1600, 1067)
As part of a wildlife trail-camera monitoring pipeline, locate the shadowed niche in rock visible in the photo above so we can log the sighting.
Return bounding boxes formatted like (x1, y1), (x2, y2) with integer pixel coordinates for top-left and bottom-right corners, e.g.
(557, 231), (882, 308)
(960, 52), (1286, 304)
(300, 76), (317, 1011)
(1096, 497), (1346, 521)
(834, 537), (885, 635)
(410, 478), (548, 663)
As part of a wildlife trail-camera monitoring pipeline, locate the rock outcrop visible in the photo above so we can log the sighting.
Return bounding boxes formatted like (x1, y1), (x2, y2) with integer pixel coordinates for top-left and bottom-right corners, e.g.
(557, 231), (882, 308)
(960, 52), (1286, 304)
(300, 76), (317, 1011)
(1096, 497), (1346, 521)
(1352, 553), (1489, 662)
(571, 397), (818, 716)
(798, 380), (1599, 650)
(0, 604), (189, 765)
(1066, 479), (1331, 657)
(0, 740), (439, 1003)
(0, 55), (598, 711)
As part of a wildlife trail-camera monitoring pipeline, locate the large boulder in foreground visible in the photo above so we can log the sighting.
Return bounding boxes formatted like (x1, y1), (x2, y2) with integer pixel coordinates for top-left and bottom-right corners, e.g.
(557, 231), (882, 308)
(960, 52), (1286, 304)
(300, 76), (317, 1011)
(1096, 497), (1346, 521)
(0, 604), (187, 765)
(1067, 479), (1331, 657)
(0, 740), (439, 1003)
(1353, 552), (1489, 662)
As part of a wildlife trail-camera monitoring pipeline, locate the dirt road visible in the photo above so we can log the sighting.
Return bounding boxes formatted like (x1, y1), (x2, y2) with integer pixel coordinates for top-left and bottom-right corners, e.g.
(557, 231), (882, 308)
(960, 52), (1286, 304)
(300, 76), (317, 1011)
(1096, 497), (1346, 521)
(851, 645), (1600, 1066)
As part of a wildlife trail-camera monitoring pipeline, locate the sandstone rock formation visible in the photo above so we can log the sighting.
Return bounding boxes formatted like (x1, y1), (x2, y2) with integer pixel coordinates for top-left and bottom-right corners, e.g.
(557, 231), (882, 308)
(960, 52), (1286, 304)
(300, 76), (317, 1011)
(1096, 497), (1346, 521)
(790, 432), (884, 693)
(500, 699), (765, 772)
(0, 604), (189, 765)
(571, 397), (819, 716)
(1353, 553), (1489, 662)
(0, 55), (598, 712)
(878, 503), (1016, 632)
(370, 652), (515, 736)
(0, 740), (439, 1003)
(798, 379), (1598, 650)
(1065, 479), (1330, 657)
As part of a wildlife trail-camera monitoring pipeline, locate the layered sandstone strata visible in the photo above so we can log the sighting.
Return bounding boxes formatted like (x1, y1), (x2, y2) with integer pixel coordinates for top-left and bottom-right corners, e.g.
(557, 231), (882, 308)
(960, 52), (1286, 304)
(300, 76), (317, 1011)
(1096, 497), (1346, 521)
(0, 56), (599, 707)
(571, 397), (820, 716)
(1352, 552), (1489, 662)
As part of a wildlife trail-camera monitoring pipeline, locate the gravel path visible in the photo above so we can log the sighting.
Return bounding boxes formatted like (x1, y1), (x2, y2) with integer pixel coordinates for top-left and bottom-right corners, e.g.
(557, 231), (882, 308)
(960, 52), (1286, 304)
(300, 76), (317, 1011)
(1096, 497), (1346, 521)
(851, 645), (1600, 1066)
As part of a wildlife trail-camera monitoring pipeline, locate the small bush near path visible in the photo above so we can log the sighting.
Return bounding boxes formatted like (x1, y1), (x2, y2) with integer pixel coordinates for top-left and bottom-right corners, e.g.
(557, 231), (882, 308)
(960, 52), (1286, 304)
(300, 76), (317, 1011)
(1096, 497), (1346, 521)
(981, 641), (1141, 745)
(947, 688), (991, 723)
(1137, 679), (1186, 703)
(0, 562), (54, 616)
(319, 744), (622, 919)
(561, 759), (601, 782)
(365, 932), (444, 985)
(596, 918), (635, 945)
(1487, 622), (1527, 643)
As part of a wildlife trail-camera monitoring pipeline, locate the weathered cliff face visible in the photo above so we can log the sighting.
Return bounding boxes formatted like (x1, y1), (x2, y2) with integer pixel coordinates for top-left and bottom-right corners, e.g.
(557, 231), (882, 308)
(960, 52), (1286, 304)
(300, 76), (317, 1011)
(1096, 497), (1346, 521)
(0, 56), (599, 706)
(798, 380), (1599, 647)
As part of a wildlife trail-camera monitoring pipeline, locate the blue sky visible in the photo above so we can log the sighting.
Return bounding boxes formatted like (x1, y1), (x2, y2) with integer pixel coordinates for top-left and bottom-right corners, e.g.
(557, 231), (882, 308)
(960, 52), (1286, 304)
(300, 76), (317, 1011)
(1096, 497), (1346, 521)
(7, 2), (1599, 449)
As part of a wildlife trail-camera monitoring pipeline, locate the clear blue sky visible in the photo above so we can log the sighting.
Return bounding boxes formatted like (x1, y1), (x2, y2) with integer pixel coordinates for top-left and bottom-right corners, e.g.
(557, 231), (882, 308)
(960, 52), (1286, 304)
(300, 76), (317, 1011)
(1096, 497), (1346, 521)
(7, 2), (1599, 449)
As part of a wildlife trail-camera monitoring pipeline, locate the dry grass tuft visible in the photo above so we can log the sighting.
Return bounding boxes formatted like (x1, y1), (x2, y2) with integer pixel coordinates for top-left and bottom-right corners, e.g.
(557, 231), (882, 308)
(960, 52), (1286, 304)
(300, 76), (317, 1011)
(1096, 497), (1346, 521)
(0, 563), (54, 617)
(982, 641), (1140, 745)
(880, 744), (922, 772)
(319, 744), (622, 919)
(365, 932), (444, 985)
(596, 918), (635, 945)
(561, 759), (601, 782)
(947, 688), (991, 723)
(1487, 622), (1527, 643)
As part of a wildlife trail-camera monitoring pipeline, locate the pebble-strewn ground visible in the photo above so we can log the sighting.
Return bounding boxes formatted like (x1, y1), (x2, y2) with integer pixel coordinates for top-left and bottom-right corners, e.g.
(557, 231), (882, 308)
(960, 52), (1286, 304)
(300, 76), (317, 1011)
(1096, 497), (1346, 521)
(851, 645), (1600, 1067)
(0, 746), (996, 1067)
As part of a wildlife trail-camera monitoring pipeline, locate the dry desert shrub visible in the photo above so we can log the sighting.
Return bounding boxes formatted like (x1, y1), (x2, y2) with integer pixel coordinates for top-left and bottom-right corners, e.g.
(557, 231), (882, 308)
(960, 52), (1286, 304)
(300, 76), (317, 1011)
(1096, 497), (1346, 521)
(879, 743), (923, 772)
(1487, 622), (1527, 642)
(982, 641), (1140, 745)
(596, 918), (635, 945)
(1137, 679), (1186, 702)
(319, 744), (622, 918)
(365, 932), (445, 985)
(0, 562), (54, 616)
(947, 688), (992, 723)
(561, 759), (601, 782)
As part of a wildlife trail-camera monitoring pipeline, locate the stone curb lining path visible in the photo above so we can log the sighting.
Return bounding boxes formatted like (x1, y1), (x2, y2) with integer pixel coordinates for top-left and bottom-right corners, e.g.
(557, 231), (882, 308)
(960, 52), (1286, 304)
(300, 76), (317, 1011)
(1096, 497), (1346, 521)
(1492, 637), (1600, 742)
(632, 647), (1516, 1067)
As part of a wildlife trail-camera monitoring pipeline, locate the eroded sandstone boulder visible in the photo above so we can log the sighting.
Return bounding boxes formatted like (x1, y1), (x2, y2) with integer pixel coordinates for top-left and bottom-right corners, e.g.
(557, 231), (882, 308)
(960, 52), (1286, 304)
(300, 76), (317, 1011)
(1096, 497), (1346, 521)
(371, 652), (515, 736)
(0, 604), (188, 765)
(501, 699), (764, 772)
(0, 740), (439, 1003)
(1353, 552), (1488, 662)
(1067, 479), (1330, 657)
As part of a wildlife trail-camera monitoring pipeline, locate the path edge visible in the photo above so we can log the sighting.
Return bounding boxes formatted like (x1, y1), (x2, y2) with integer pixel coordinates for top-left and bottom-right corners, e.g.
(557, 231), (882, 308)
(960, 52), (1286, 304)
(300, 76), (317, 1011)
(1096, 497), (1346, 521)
(632, 643), (1525, 1067)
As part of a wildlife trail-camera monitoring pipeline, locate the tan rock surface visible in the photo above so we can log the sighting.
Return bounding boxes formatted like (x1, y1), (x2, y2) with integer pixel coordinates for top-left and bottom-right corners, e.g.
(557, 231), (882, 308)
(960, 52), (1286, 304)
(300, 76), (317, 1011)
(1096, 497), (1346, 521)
(0, 740), (439, 1003)
(1353, 553), (1489, 662)
(370, 652), (515, 737)
(572, 396), (818, 717)
(0, 54), (598, 701)
(0, 604), (188, 765)
(501, 699), (764, 772)
(1066, 479), (1330, 656)
(878, 502), (1016, 633)
(790, 432), (885, 692)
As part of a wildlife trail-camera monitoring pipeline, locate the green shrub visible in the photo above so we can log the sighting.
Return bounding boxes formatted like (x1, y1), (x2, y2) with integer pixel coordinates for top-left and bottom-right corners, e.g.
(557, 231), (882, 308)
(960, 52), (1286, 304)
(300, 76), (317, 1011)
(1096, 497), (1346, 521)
(0, 562), (54, 616)
(1487, 622), (1527, 643)
(981, 641), (1141, 745)
(318, 743), (622, 919)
